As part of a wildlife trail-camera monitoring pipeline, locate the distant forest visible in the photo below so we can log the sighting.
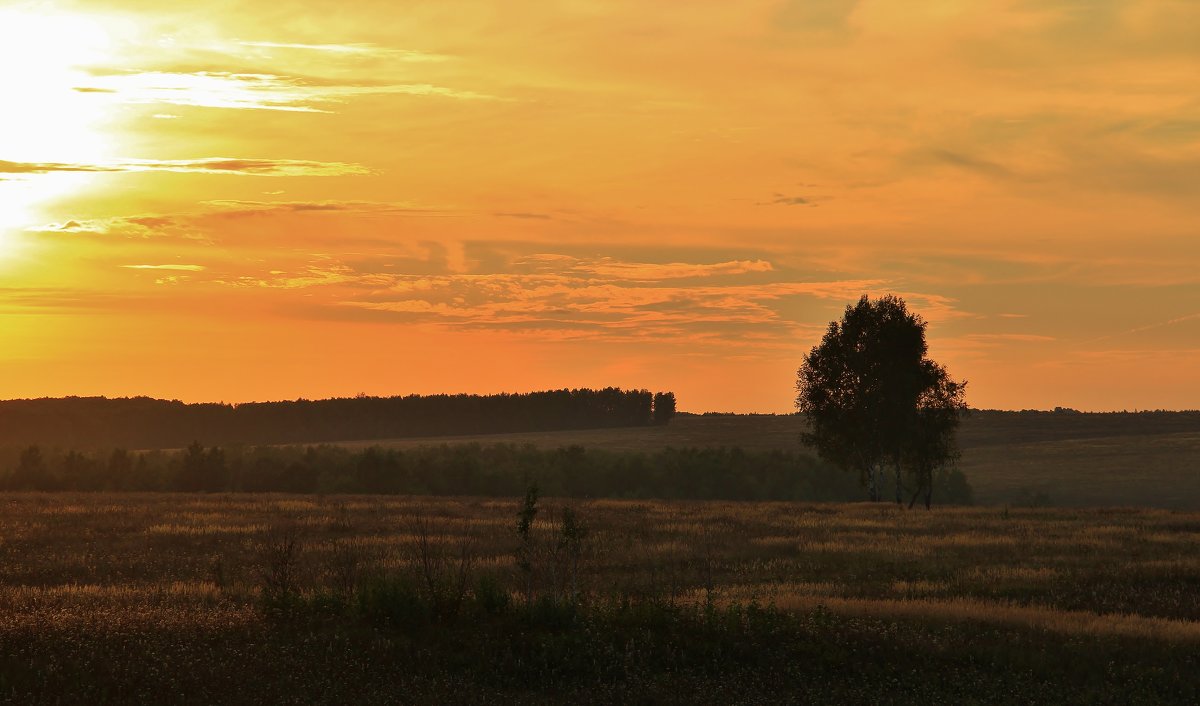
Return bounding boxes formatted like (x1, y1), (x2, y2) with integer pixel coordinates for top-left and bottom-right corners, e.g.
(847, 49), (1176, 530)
(0, 389), (678, 450)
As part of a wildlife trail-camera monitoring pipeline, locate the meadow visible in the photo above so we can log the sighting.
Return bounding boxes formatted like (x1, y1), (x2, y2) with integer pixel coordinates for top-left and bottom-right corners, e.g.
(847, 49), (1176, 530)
(1, 492), (1197, 703)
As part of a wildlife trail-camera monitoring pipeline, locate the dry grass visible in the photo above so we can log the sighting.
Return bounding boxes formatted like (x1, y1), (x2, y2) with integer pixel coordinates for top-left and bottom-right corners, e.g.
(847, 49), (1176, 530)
(753, 594), (1200, 643)
(1, 492), (1199, 703)
(1, 493), (1199, 635)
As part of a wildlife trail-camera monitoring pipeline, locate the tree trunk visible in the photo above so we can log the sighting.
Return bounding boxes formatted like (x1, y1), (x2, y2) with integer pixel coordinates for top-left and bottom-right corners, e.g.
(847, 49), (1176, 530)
(924, 484), (933, 510)
(867, 464), (879, 502)
(894, 461), (903, 505)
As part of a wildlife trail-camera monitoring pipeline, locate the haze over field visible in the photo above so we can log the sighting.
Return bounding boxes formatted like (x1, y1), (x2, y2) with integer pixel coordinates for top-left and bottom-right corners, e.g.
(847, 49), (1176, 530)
(2, 0), (1199, 412)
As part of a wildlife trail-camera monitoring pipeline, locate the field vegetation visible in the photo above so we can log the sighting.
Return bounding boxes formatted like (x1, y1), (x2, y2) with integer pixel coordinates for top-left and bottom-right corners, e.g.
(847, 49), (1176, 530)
(346, 412), (1200, 509)
(6, 410), (1197, 509)
(1, 493), (1197, 703)
(0, 443), (973, 505)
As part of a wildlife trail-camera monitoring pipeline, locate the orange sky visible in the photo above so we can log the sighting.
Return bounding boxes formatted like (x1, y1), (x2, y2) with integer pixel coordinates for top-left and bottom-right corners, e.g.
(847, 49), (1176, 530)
(2, 0), (1199, 412)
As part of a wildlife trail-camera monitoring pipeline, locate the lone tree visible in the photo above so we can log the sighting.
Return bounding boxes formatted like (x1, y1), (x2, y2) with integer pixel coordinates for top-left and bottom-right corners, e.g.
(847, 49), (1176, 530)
(796, 295), (966, 506)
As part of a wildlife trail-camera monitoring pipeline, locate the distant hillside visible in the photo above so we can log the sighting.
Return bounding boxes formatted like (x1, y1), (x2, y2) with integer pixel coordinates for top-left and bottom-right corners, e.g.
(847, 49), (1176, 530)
(0, 389), (675, 449)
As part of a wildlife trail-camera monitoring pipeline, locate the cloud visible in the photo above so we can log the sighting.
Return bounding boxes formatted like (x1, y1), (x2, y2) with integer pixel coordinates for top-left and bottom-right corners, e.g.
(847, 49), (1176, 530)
(0, 158), (368, 177)
(236, 41), (448, 62)
(962, 333), (1056, 343)
(772, 0), (860, 32)
(1, 160), (96, 174)
(201, 199), (418, 216)
(199, 200), (559, 222)
(1071, 146), (1200, 199)
(1092, 312), (1200, 343)
(0, 287), (136, 313)
(572, 258), (775, 281)
(73, 71), (501, 112)
(27, 214), (206, 241)
(493, 212), (553, 220)
(327, 274), (894, 344)
(760, 193), (813, 206)
(121, 264), (207, 271)
(191, 250), (920, 346)
(25, 200), (424, 245)
(923, 150), (1015, 179)
(507, 255), (777, 281)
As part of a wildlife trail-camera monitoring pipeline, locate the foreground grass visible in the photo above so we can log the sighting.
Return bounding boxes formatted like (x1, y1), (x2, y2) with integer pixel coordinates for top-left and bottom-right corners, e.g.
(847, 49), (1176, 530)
(1, 493), (1198, 703)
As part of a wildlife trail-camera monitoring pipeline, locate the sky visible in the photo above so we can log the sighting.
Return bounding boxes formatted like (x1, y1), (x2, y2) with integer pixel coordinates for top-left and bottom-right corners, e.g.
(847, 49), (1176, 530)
(1, 0), (1198, 412)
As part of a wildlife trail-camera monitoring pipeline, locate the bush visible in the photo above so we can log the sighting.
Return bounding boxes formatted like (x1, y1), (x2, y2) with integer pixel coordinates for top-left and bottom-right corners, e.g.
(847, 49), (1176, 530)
(474, 574), (511, 616)
(356, 576), (432, 631)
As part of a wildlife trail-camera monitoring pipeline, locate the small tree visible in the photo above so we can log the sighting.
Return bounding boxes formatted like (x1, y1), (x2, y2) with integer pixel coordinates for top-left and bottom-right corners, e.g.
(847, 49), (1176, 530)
(653, 392), (677, 426)
(179, 442), (207, 492)
(107, 448), (133, 491)
(515, 483), (539, 610)
(11, 445), (53, 491)
(557, 506), (588, 605)
(178, 442), (228, 492)
(796, 295), (966, 505)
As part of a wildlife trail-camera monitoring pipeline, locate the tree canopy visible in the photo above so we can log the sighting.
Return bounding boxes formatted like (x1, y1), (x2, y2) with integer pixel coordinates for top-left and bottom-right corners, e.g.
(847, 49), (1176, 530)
(796, 295), (967, 506)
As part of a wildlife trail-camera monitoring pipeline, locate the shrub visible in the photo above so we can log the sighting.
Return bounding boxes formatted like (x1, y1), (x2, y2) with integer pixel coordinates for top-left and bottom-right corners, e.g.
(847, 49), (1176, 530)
(356, 575), (432, 631)
(474, 574), (511, 616)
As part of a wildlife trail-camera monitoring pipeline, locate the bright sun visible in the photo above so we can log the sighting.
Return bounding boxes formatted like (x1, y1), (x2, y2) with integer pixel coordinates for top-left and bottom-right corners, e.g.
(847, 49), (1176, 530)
(0, 7), (117, 243)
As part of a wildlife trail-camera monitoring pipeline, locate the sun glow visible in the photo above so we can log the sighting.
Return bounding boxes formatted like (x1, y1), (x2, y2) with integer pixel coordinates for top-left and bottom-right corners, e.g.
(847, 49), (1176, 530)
(0, 7), (119, 239)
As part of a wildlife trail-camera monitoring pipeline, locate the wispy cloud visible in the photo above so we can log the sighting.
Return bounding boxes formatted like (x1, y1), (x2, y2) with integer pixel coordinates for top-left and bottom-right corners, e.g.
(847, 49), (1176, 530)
(328, 274), (894, 344)
(121, 264), (207, 271)
(1092, 312), (1200, 343)
(520, 256), (772, 280)
(27, 214), (204, 241)
(759, 193), (814, 206)
(201, 199), (420, 216)
(73, 71), (501, 112)
(236, 41), (448, 62)
(493, 211), (553, 220)
(0, 287), (137, 314)
(921, 149), (1015, 179)
(962, 333), (1056, 343)
(51, 220), (95, 232)
(185, 250), (920, 345)
(1, 158), (368, 177)
(26, 200), (419, 244)
(772, 0), (861, 33)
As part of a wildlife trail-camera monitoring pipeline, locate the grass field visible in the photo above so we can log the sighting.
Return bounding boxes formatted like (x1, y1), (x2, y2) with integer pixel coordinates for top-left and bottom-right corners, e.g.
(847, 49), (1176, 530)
(344, 412), (1200, 509)
(2, 492), (1198, 703)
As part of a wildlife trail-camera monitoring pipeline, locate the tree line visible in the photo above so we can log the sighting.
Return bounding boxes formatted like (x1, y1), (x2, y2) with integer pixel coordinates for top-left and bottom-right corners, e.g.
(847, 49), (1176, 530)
(0, 442), (972, 503)
(0, 388), (678, 450)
